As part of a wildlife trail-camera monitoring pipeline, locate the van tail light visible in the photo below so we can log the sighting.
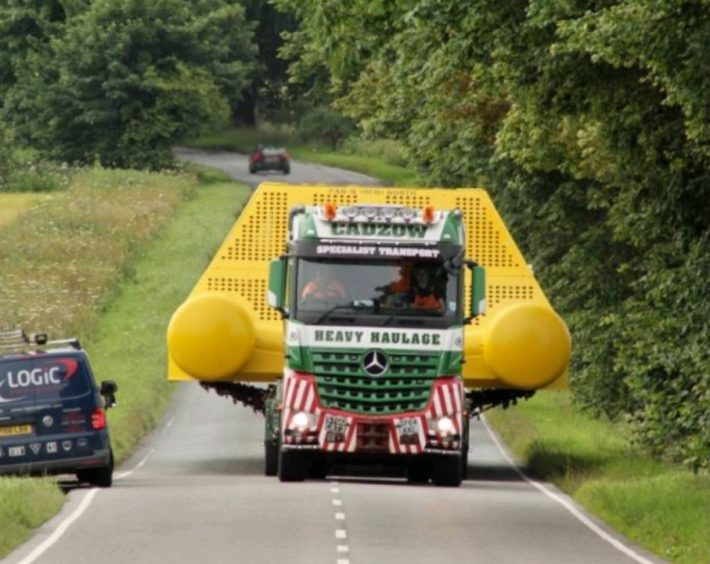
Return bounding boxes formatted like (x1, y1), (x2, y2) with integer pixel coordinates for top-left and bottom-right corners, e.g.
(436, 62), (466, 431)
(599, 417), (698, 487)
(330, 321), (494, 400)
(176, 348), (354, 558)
(91, 408), (107, 430)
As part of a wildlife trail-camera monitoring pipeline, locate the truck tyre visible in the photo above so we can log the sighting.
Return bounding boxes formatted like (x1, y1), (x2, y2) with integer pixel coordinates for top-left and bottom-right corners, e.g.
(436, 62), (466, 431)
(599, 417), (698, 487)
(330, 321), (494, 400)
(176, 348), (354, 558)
(461, 416), (470, 480)
(309, 456), (329, 480)
(278, 447), (308, 482)
(431, 455), (462, 487)
(265, 439), (279, 476)
(461, 442), (469, 480)
(406, 458), (430, 484)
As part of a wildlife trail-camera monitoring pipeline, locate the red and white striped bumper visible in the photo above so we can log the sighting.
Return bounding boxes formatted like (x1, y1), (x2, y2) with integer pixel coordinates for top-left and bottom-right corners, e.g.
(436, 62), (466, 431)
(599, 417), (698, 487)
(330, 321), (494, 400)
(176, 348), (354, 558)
(281, 372), (463, 455)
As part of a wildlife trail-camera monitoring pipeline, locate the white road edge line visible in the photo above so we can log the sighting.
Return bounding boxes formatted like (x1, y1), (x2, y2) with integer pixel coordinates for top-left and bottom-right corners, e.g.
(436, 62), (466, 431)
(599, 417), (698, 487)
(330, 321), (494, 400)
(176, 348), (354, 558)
(481, 416), (654, 564)
(161, 416), (176, 434)
(114, 448), (154, 480)
(16, 446), (155, 564)
(17, 488), (99, 564)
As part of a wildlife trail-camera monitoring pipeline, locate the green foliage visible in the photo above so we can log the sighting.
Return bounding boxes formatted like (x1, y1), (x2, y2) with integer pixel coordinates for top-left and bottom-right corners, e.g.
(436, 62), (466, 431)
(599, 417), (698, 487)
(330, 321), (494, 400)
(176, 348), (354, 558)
(0, 478), (64, 557)
(488, 392), (710, 563)
(277, 0), (710, 468)
(1, 0), (255, 169)
(0, 167), (194, 338)
(341, 137), (409, 167)
(0, 125), (71, 193)
(297, 105), (355, 148)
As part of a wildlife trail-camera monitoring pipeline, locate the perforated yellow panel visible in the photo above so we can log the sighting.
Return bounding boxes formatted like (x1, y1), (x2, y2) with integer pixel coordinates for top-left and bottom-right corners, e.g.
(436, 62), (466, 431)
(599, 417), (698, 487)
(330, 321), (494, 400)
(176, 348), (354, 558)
(170, 183), (568, 389)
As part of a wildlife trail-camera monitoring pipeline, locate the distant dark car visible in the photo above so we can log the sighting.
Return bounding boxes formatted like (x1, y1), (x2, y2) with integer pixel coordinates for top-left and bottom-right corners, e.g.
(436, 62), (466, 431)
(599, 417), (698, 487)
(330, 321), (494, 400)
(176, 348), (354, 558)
(249, 146), (290, 175)
(0, 330), (118, 487)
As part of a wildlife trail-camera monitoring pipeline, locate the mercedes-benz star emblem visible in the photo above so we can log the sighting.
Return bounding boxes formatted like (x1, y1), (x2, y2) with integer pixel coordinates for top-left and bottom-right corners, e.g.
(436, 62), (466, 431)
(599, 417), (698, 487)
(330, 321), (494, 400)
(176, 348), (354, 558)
(362, 350), (388, 376)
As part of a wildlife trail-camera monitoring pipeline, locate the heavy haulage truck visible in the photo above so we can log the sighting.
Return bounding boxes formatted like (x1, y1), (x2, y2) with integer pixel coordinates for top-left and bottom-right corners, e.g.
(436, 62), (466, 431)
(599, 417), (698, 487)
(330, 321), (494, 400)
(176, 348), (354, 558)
(167, 184), (571, 486)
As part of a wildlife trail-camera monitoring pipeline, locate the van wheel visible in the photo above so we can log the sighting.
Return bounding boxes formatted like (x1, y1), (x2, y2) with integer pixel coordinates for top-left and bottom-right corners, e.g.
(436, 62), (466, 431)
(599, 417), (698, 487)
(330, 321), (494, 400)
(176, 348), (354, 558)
(431, 455), (462, 487)
(79, 450), (114, 488)
(265, 439), (278, 476)
(278, 447), (308, 482)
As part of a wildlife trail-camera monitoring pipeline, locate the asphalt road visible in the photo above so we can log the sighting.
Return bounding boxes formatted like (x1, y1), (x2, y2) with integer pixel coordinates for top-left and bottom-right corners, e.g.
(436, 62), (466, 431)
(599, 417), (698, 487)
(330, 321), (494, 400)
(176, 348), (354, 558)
(2, 152), (663, 564)
(173, 147), (383, 188)
(4, 385), (661, 564)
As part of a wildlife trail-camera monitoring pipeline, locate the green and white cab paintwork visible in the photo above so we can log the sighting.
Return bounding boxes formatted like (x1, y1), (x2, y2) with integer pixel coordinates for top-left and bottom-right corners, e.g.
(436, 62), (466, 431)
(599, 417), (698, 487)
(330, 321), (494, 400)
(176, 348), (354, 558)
(285, 321), (464, 353)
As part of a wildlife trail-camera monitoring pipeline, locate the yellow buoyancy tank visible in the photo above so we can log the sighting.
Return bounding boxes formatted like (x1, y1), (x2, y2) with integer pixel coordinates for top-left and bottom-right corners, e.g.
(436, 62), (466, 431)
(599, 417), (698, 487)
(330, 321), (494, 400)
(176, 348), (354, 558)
(167, 183), (570, 390)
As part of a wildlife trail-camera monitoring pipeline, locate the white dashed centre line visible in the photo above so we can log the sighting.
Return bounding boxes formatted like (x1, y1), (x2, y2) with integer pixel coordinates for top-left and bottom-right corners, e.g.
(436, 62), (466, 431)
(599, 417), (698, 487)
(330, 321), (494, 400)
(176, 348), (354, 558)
(331, 481), (350, 564)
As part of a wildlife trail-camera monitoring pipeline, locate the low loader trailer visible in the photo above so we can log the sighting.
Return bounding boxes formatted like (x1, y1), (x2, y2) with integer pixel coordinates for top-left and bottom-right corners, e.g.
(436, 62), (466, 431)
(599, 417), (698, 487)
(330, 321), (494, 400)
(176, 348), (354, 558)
(167, 184), (570, 486)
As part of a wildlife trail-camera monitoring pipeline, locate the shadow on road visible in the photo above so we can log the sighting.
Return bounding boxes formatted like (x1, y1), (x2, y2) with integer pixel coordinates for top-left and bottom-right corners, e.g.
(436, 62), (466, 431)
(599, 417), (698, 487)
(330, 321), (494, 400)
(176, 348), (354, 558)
(466, 462), (524, 482)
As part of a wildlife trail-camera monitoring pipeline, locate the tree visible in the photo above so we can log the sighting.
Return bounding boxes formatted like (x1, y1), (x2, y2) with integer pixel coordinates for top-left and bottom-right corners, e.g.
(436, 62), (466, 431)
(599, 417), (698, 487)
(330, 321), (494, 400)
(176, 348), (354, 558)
(276, 0), (710, 468)
(2, 0), (256, 169)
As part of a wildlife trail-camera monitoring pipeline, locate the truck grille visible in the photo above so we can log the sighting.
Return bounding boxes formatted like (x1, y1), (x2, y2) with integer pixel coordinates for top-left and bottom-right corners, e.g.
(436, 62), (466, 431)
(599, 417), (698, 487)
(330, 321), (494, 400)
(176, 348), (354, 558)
(312, 350), (439, 414)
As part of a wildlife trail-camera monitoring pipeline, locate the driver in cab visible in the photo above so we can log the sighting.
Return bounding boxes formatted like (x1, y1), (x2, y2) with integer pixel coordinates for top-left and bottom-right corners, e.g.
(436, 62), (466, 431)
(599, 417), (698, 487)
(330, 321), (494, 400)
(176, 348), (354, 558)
(301, 265), (346, 301)
(409, 266), (444, 310)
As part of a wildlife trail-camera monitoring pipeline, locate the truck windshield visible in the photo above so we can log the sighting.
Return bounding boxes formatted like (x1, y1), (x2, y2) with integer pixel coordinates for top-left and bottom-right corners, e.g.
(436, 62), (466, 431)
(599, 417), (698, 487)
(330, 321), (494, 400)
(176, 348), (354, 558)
(294, 259), (461, 327)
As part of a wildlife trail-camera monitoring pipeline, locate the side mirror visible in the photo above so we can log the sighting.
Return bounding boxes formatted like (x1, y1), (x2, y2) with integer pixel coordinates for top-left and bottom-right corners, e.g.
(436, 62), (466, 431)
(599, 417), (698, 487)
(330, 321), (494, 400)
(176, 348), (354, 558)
(465, 261), (486, 323)
(268, 257), (287, 313)
(100, 380), (118, 409)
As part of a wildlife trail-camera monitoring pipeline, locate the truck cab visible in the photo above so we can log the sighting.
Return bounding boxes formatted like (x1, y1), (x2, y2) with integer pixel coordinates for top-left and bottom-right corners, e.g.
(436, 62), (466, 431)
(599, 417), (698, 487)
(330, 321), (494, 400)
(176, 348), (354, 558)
(267, 203), (485, 485)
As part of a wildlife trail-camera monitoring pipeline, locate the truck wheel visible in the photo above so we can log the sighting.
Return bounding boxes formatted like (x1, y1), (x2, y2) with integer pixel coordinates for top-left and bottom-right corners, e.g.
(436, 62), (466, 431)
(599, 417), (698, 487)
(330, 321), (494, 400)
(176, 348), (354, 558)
(406, 458), (430, 484)
(461, 442), (470, 480)
(431, 455), (462, 487)
(265, 439), (278, 476)
(309, 456), (329, 480)
(278, 447), (308, 482)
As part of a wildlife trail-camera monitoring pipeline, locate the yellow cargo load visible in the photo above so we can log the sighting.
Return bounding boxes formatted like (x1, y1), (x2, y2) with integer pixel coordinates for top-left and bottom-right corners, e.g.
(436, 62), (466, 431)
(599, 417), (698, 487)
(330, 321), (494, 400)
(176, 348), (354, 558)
(168, 183), (570, 390)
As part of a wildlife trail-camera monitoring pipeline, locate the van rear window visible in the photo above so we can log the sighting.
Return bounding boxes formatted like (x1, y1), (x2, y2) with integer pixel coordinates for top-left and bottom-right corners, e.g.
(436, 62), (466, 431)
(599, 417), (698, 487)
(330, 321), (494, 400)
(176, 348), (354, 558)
(0, 357), (91, 405)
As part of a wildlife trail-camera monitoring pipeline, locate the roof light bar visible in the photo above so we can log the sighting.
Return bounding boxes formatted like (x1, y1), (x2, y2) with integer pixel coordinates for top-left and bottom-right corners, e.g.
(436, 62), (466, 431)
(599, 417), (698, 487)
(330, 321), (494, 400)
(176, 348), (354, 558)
(320, 205), (440, 225)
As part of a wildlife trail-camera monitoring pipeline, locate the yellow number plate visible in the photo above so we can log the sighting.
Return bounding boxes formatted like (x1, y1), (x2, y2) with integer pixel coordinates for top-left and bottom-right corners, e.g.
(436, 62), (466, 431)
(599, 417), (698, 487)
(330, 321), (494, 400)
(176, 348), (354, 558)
(0, 424), (33, 437)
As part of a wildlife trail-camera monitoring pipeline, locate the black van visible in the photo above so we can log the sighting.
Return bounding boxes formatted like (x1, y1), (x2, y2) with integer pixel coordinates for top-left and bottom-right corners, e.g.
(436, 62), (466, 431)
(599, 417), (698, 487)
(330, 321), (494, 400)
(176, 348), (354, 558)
(0, 331), (117, 487)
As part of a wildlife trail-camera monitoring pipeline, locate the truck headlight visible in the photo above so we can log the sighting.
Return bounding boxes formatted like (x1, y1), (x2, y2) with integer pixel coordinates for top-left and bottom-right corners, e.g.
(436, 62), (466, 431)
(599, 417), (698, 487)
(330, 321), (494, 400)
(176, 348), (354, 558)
(291, 411), (312, 431)
(436, 416), (455, 436)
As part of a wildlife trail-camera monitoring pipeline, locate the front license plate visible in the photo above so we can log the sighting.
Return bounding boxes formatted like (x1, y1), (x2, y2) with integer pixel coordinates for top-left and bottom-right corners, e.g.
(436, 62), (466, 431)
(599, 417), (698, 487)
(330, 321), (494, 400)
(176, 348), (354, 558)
(324, 415), (349, 442)
(396, 418), (419, 436)
(0, 424), (33, 437)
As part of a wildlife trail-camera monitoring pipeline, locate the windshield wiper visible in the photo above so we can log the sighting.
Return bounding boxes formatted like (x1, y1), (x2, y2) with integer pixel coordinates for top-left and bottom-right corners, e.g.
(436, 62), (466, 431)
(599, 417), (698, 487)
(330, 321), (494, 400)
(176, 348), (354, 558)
(313, 301), (376, 324)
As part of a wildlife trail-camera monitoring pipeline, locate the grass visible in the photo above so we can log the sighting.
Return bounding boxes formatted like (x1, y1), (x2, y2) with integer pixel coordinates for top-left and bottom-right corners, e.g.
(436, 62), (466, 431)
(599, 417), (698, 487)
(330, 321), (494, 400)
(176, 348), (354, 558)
(0, 478), (64, 556)
(487, 392), (710, 563)
(0, 170), (251, 559)
(0, 193), (49, 230)
(188, 126), (420, 186)
(87, 180), (251, 461)
(0, 167), (195, 338)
